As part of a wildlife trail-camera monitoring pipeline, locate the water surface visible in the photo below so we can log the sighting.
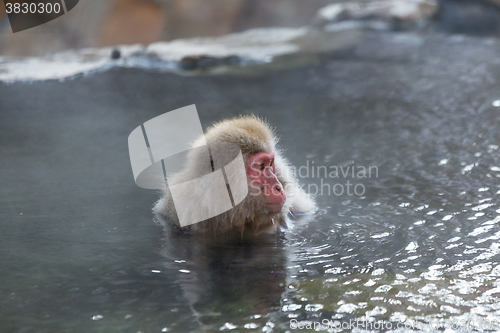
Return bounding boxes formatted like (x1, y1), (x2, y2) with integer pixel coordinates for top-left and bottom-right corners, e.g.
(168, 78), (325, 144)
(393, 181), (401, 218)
(1, 31), (500, 332)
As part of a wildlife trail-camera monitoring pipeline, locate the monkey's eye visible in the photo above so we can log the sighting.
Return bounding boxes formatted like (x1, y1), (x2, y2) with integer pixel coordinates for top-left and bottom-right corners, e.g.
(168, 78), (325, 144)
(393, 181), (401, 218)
(260, 163), (265, 171)
(270, 159), (274, 167)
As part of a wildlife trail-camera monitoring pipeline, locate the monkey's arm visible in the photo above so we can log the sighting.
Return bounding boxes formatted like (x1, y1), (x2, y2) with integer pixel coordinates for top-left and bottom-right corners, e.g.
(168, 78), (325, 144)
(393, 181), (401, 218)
(288, 184), (316, 215)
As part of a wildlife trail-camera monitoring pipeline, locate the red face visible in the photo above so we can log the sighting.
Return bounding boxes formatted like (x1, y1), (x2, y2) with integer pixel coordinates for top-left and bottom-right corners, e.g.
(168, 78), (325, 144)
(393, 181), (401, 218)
(246, 151), (286, 213)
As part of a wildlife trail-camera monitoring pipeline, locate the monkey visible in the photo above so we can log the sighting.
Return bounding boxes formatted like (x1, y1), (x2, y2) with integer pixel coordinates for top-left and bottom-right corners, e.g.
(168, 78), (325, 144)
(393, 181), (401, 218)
(154, 115), (315, 235)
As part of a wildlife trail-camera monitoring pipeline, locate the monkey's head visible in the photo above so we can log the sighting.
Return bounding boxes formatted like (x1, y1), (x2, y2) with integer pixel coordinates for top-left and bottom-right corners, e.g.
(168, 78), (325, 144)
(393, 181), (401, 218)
(157, 114), (315, 234)
(205, 116), (287, 214)
(246, 151), (286, 213)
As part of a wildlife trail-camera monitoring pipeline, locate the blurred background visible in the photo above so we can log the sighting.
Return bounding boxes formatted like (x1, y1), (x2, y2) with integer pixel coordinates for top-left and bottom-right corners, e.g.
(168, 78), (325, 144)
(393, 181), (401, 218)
(0, 0), (336, 56)
(1, 0), (500, 57)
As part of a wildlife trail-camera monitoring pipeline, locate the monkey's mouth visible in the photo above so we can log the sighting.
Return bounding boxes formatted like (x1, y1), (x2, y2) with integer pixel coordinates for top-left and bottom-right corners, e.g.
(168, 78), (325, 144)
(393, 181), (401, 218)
(265, 201), (285, 212)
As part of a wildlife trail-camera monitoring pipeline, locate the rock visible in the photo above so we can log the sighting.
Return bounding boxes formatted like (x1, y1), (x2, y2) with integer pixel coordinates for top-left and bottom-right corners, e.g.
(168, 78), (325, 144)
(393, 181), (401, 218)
(437, 0), (500, 35)
(178, 55), (241, 70)
(111, 48), (121, 59)
(314, 0), (438, 29)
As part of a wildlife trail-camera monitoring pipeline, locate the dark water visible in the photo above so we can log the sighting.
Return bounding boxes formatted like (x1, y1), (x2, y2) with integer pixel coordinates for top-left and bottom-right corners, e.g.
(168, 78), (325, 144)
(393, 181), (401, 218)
(2, 31), (500, 332)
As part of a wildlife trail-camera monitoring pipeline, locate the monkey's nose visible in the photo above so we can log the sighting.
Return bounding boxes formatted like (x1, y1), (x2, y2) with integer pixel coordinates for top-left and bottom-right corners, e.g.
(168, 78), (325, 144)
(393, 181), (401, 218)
(275, 185), (282, 192)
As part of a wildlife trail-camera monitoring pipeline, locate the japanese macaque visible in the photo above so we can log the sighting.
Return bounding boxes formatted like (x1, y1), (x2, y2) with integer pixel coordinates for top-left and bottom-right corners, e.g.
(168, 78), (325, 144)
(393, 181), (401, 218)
(154, 115), (315, 235)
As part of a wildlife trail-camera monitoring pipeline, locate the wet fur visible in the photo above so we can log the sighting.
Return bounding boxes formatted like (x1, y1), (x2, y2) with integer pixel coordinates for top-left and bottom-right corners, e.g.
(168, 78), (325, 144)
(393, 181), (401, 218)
(154, 115), (315, 235)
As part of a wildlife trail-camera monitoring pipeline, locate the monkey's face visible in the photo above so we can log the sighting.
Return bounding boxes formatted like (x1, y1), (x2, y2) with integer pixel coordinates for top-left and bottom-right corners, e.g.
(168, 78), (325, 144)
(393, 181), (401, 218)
(246, 151), (286, 213)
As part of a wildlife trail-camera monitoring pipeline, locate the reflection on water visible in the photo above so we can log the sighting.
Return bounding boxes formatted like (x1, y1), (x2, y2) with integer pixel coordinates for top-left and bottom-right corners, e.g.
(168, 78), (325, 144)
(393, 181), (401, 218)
(151, 230), (290, 331)
(1, 31), (500, 332)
